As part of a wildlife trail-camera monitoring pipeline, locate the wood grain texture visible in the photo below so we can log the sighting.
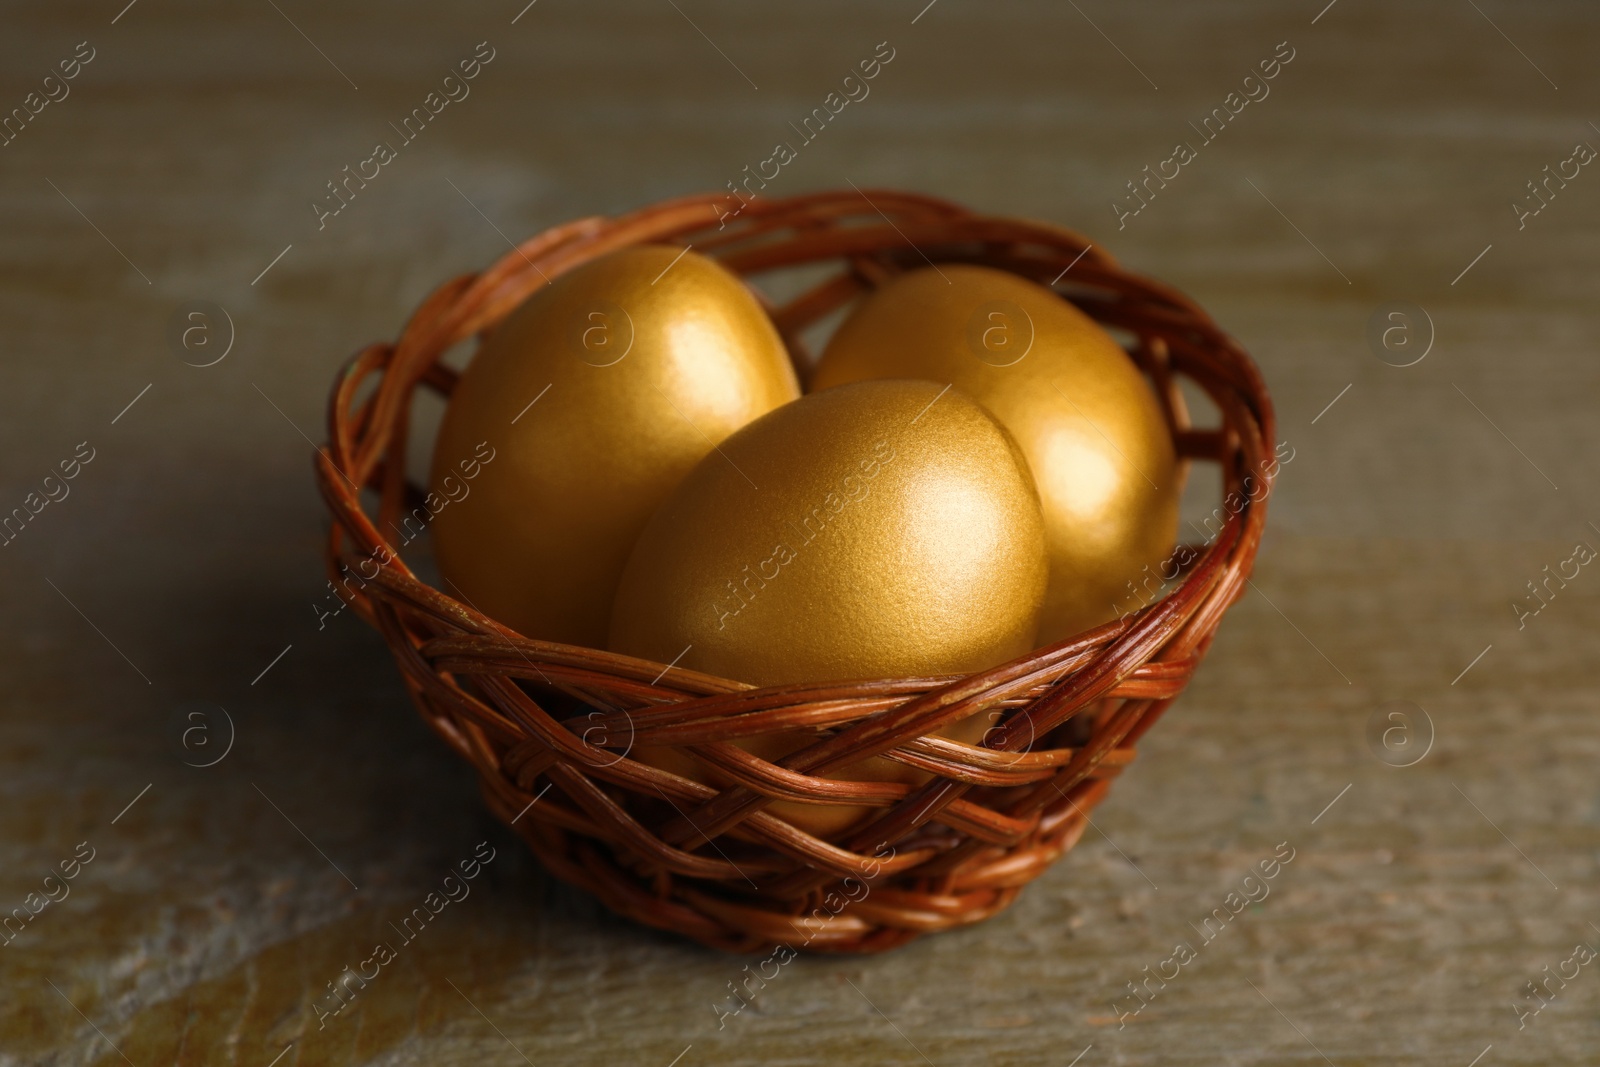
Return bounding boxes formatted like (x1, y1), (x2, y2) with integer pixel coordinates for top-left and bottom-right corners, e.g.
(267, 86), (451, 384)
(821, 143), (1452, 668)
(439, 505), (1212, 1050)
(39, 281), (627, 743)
(1, 1), (1597, 1064)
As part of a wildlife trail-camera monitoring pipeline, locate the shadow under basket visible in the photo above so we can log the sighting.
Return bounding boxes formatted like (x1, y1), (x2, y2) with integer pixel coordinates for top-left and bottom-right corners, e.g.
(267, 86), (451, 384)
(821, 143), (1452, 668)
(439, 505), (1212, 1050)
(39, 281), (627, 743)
(315, 189), (1275, 954)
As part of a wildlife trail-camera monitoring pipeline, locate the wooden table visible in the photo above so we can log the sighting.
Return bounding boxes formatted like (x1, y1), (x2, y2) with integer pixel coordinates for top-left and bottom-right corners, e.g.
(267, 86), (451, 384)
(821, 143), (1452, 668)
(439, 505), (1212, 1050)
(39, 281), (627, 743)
(2, 1), (1597, 1063)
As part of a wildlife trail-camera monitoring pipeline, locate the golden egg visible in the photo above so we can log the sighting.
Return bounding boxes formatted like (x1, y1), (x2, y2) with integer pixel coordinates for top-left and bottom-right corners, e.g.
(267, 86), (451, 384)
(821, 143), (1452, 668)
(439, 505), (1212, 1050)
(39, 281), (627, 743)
(609, 378), (1047, 683)
(429, 245), (800, 647)
(811, 264), (1179, 644)
(609, 379), (1047, 836)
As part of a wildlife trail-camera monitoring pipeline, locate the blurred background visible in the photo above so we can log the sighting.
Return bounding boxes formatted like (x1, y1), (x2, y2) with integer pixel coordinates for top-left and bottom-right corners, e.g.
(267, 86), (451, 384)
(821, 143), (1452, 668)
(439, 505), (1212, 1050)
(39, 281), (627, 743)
(1, 1), (1597, 1063)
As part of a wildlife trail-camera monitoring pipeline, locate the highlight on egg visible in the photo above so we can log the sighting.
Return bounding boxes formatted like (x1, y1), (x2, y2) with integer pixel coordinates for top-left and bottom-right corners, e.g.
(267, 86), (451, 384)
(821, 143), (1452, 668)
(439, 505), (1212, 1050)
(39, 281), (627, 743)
(429, 244), (800, 648)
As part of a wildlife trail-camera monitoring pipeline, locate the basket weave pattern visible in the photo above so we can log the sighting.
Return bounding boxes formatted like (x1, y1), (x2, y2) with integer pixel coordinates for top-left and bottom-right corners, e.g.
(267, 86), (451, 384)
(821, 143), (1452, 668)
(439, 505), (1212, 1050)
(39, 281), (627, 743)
(315, 189), (1275, 954)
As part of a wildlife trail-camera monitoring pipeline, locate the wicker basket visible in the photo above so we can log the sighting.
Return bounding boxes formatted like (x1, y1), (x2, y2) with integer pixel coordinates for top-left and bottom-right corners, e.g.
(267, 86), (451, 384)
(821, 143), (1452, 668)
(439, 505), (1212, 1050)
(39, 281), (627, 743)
(315, 188), (1274, 954)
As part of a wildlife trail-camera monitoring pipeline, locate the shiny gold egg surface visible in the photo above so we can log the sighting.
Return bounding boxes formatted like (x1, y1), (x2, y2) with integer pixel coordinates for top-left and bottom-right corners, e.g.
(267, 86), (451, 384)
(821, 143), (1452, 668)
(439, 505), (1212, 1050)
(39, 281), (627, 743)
(811, 264), (1179, 644)
(429, 245), (799, 647)
(608, 378), (1049, 687)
